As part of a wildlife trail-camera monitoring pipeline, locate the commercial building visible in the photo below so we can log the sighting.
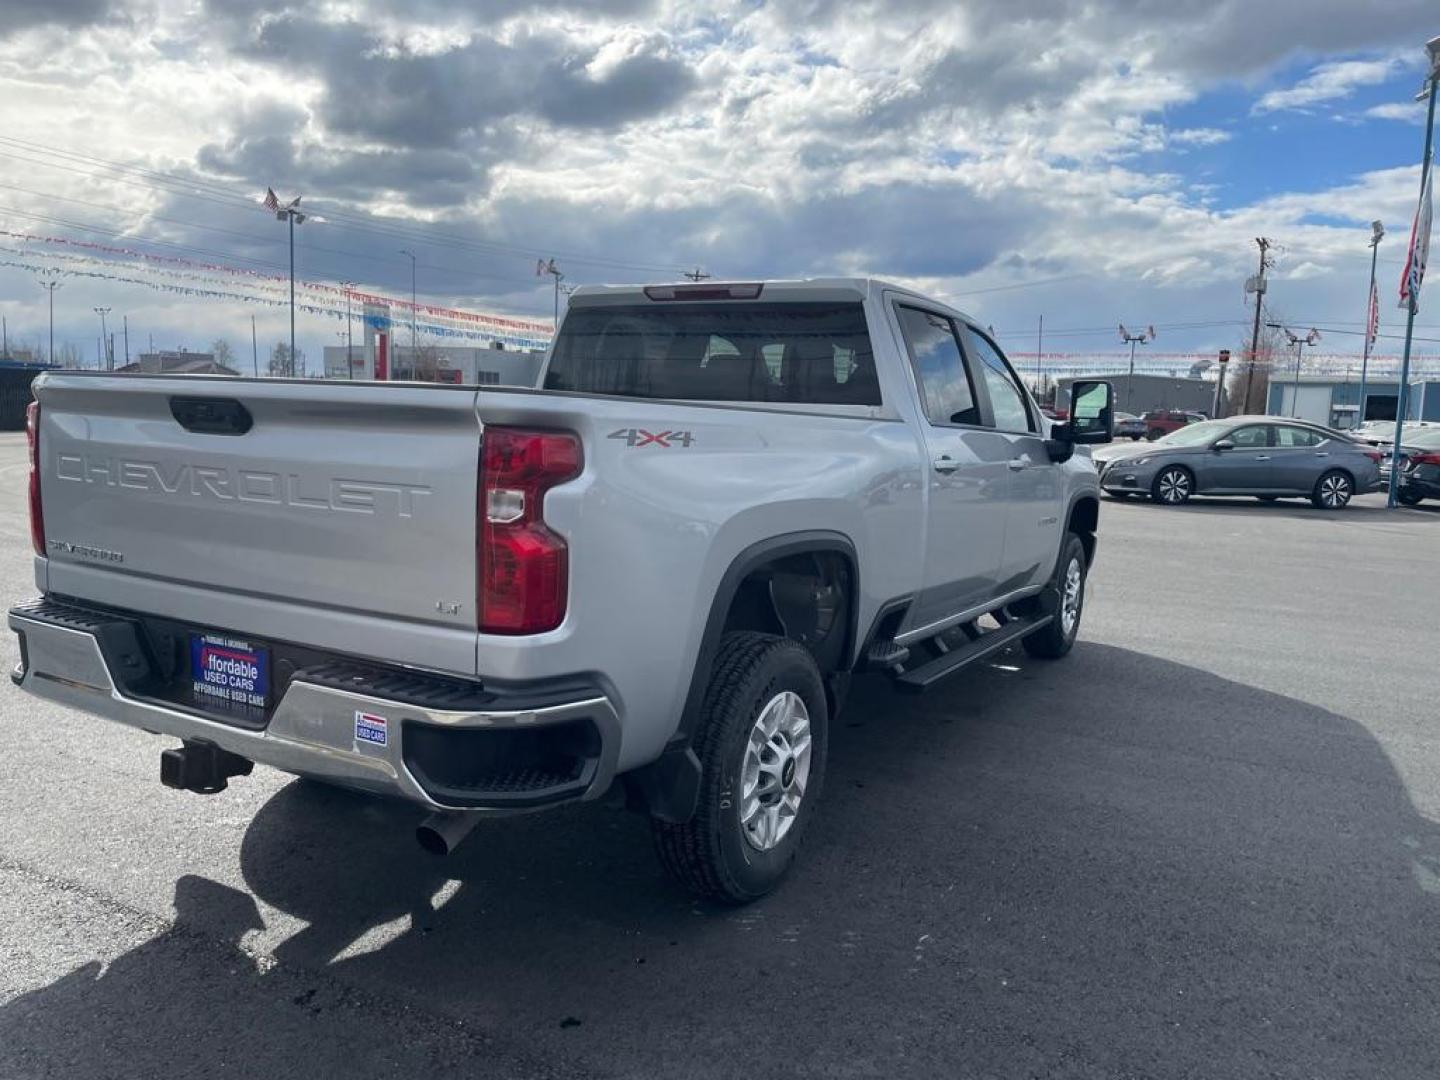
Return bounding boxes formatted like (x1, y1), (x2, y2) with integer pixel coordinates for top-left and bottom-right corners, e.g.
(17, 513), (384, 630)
(119, 351), (239, 376)
(1266, 374), (1440, 428)
(322, 342), (544, 386)
(323, 300), (547, 386)
(1056, 374), (1216, 417)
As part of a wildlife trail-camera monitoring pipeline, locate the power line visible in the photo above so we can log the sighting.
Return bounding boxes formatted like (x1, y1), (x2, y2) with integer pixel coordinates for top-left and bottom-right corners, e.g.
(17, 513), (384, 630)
(0, 136), (688, 276)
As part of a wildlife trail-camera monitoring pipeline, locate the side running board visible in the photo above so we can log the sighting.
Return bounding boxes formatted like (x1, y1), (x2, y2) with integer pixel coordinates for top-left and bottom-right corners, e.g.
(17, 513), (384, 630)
(893, 614), (1052, 693)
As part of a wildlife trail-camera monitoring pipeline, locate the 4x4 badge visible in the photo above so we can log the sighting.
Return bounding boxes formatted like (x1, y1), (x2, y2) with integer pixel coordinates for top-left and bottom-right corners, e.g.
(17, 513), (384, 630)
(607, 428), (694, 448)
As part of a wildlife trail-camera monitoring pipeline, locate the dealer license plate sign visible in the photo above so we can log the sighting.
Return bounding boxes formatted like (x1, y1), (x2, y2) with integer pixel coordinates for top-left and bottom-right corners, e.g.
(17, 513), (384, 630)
(190, 634), (269, 710)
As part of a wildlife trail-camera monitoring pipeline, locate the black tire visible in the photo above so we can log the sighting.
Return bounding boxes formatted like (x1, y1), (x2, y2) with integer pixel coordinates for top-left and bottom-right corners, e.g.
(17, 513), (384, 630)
(1399, 491), (1424, 506)
(652, 632), (828, 905)
(1311, 469), (1353, 510)
(1151, 465), (1193, 505)
(1022, 533), (1087, 660)
(1146, 429), (1164, 441)
(1129, 434), (1143, 441)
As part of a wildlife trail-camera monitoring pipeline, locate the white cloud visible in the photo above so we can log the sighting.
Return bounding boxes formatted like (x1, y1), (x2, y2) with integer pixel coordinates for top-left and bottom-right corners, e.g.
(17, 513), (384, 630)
(1365, 101), (1426, 122)
(1253, 57), (1401, 114)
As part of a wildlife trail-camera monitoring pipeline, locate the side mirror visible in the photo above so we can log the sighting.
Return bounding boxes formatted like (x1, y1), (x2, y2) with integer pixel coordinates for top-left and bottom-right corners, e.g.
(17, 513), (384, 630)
(1060, 380), (1114, 445)
(1213, 439), (1235, 452)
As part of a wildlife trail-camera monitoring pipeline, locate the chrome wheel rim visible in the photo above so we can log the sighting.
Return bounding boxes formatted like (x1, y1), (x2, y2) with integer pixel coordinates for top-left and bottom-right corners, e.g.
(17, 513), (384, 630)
(1158, 469), (1189, 503)
(1060, 557), (1083, 636)
(740, 691), (812, 852)
(1319, 474), (1350, 507)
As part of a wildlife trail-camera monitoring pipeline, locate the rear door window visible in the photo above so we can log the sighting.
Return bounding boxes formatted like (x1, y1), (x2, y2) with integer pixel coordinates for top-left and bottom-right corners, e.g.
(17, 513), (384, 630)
(1275, 426), (1322, 447)
(895, 306), (980, 427)
(543, 302), (880, 405)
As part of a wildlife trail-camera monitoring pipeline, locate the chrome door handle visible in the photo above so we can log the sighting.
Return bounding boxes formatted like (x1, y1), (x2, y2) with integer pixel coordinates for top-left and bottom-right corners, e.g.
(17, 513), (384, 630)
(933, 455), (959, 474)
(1315, 452), (1329, 457)
(1255, 455), (1271, 461)
(1007, 457), (1030, 471)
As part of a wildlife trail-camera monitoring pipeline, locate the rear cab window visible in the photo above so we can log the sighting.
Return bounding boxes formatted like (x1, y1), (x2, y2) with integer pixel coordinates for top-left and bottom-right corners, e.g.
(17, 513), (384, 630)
(543, 301), (880, 406)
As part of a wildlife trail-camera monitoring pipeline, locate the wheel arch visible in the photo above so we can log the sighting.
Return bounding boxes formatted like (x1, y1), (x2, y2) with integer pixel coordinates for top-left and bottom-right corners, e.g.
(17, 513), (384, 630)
(627, 530), (859, 823)
(1066, 493), (1100, 566)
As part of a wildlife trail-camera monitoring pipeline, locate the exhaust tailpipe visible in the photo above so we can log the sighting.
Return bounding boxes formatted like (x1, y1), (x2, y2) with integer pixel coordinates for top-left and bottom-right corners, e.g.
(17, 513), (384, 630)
(416, 810), (483, 856)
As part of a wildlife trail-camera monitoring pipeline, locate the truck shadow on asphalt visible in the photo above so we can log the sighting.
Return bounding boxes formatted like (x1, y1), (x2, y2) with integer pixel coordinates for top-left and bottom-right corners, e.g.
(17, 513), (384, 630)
(4, 643), (1439, 1079)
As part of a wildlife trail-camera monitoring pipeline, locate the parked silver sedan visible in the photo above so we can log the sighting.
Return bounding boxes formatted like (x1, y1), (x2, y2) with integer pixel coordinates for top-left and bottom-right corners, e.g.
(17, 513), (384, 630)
(1092, 416), (1383, 509)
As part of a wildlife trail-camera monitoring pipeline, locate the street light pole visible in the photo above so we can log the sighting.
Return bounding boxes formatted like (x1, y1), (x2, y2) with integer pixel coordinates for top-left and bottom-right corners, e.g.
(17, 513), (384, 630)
(399, 251), (417, 366)
(268, 190), (307, 376)
(93, 307), (111, 370)
(1388, 35), (1440, 509)
(1357, 220), (1384, 429)
(40, 279), (59, 365)
(342, 281), (356, 380)
(1272, 325), (1321, 417)
(1118, 323), (1154, 412)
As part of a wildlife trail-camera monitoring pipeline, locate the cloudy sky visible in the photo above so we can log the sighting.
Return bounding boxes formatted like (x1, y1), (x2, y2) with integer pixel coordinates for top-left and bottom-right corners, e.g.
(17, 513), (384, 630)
(0, 0), (1436, 373)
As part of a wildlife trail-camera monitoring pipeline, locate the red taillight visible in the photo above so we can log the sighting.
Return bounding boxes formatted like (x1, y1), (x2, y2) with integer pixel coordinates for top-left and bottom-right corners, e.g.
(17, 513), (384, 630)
(25, 399), (43, 557)
(478, 427), (581, 634)
(1411, 452), (1440, 467)
(1363, 450), (1384, 463)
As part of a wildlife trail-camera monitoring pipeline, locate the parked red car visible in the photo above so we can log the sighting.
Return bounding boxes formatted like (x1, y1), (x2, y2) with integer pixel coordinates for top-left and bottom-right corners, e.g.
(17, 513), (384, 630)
(1142, 409), (1207, 441)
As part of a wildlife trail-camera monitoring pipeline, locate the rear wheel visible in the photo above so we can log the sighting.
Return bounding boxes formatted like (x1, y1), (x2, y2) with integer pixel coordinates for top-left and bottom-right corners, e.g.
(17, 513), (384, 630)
(1151, 466), (1193, 505)
(1022, 533), (1087, 660)
(1312, 470), (1353, 510)
(1399, 491), (1424, 506)
(652, 632), (828, 904)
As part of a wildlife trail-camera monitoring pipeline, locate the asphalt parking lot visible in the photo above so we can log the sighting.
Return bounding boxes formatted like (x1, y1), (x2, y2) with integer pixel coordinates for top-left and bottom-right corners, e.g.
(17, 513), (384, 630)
(1, 429), (1437, 1080)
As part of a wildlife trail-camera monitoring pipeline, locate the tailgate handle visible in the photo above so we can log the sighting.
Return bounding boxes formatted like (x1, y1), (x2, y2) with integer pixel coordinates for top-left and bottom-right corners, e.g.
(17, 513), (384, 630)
(170, 397), (252, 435)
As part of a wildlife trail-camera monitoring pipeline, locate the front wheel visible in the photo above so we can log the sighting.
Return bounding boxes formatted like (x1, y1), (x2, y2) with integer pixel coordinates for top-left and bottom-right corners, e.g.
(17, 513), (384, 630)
(652, 632), (828, 904)
(1023, 533), (1087, 660)
(1399, 491), (1424, 506)
(1312, 470), (1353, 510)
(1151, 466), (1193, 505)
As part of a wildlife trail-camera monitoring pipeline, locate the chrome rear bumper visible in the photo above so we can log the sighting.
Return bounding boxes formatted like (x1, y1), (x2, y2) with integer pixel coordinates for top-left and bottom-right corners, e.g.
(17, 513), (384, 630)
(9, 598), (620, 811)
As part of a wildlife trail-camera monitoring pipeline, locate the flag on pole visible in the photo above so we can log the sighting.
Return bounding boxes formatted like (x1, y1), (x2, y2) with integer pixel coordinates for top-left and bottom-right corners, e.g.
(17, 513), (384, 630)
(1367, 276), (1379, 346)
(1399, 159), (1433, 313)
(262, 187), (280, 212)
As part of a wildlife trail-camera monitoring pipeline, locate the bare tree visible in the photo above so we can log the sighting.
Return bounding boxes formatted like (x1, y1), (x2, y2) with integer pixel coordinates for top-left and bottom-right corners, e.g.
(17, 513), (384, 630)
(411, 345), (443, 382)
(211, 338), (235, 368)
(268, 341), (303, 377)
(1232, 313), (1285, 415)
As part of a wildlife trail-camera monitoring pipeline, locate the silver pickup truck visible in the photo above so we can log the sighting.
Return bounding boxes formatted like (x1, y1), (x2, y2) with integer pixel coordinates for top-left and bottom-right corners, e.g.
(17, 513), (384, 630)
(10, 278), (1113, 903)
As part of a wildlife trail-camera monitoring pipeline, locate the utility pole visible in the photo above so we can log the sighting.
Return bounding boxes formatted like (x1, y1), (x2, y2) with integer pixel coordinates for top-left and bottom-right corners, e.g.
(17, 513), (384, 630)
(538, 257), (565, 330)
(1357, 221), (1385, 429)
(93, 307), (111, 370)
(1271, 324), (1321, 417)
(682, 267), (711, 282)
(398, 251), (418, 366)
(341, 282), (356, 380)
(1388, 35), (1440, 508)
(122, 315), (130, 366)
(39, 278), (60, 365)
(1242, 237), (1272, 414)
(1, 315), (7, 360)
(1117, 323), (1155, 412)
(251, 314), (258, 377)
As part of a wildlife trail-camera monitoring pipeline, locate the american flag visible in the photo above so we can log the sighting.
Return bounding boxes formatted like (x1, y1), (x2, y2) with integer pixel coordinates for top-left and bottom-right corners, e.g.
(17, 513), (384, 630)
(262, 187), (280, 212)
(1367, 276), (1379, 346)
(1399, 159), (1433, 313)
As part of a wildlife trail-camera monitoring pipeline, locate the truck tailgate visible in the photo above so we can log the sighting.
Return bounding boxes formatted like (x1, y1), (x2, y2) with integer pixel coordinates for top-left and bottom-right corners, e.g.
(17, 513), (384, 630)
(34, 374), (482, 674)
